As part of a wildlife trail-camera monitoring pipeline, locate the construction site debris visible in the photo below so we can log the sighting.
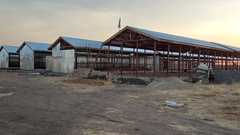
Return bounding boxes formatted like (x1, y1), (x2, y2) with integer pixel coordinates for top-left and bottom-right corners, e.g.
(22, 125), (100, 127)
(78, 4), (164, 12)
(16, 73), (40, 76)
(214, 70), (240, 85)
(166, 101), (184, 107)
(113, 77), (148, 85)
(147, 77), (197, 90)
(67, 68), (107, 79)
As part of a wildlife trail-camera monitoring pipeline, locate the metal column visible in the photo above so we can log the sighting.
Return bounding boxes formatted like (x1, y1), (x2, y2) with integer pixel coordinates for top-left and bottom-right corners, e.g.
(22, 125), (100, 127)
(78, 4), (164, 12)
(198, 48), (200, 65)
(75, 49), (77, 69)
(136, 41), (139, 77)
(238, 53), (239, 71)
(178, 46), (181, 77)
(154, 40), (156, 77)
(226, 52), (228, 71)
(189, 47), (192, 75)
(120, 43), (123, 75)
(167, 44), (170, 76)
(108, 45), (110, 75)
(144, 49), (146, 74)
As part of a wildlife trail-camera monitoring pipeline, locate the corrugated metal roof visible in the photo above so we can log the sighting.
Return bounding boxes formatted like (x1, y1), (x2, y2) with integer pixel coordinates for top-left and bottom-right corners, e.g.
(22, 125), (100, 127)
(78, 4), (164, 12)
(62, 37), (103, 49)
(62, 36), (155, 53)
(129, 26), (231, 51)
(1, 45), (19, 53)
(212, 42), (240, 52)
(25, 42), (51, 51)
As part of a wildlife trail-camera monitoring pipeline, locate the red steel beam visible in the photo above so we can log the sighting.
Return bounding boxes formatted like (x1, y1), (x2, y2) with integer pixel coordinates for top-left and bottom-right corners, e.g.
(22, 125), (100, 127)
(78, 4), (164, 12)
(133, 48), (135, 73)
(226, 52), (228, 71)
(198, 48), (200, 65)
(232, 52), (234, 70)
(108, 45), (110, 75)
(154, 40), (156, 77)
(144, 49), (146, 74)
(189, 47), (192, 75)
(214, 51), (216, 69)
(221, 52), (223, 70)
(167, 44), (170, 77)
(182, 52), (184, 74)
(136, 41), (139, 77)
(178, 46), (181, 77)
(238, 53), (239, 71)
(121, 43), (123, 75)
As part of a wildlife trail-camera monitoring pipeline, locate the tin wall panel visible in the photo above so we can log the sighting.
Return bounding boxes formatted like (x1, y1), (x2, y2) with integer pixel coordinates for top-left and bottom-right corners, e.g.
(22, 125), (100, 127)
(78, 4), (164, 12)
(52, 43), (75, 73)
(20, 45), (34, 70)
(46, 56), (53, 71)
(0, 48), (9, 68)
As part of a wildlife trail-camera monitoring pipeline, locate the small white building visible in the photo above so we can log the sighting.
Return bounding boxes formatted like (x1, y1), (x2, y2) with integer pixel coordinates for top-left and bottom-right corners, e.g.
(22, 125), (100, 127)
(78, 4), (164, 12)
(17, 42), (52, 70)
(0, 45), (20, 69)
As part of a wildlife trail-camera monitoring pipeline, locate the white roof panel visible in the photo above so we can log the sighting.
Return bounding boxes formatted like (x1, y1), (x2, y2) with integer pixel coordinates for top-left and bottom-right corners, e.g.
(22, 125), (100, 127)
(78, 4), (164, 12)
(25, 42), (51, 51)
(2, 45), (19, 53)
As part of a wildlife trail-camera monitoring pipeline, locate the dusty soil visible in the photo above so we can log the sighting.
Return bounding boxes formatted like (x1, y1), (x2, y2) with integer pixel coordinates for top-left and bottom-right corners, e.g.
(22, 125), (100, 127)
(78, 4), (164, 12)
(0, 72), (239, 135)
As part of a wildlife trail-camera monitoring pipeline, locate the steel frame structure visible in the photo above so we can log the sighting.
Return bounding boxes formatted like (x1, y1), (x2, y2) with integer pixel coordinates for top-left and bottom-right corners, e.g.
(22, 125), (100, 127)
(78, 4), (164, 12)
(101, 26), (239, 78)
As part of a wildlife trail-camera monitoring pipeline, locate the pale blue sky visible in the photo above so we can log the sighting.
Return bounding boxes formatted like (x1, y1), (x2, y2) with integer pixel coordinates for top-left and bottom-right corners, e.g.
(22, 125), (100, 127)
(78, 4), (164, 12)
(0, 0), (239, 47)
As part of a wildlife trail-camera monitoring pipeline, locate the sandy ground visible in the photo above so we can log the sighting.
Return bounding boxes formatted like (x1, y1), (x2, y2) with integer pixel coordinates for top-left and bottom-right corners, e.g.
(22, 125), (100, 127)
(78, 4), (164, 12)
(0, 72), (239, 135)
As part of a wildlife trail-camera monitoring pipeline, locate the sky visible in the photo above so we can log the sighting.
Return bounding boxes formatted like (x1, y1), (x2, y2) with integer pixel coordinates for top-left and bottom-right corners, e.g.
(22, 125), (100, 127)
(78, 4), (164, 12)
(0, 0), (240, 47)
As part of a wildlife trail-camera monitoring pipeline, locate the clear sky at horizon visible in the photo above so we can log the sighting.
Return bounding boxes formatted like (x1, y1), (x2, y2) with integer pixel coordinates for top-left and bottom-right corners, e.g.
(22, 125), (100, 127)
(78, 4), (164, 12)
(0, 0), (239, 47)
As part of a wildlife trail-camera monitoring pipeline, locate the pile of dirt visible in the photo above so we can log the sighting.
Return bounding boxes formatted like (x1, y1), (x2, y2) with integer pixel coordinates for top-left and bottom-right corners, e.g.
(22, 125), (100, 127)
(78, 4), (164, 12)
(67, 68), (107, 79)
(214, 70), (240, 85)
(147, 77), (197, 90)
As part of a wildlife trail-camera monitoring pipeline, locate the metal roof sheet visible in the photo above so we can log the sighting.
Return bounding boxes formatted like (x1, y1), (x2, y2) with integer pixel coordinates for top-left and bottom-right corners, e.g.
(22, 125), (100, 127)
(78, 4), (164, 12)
(1, 45), (19, 53)
(212, 42), (240, 52)
(62, 36), (155, 53)
(129, 26), (231, 51)
(25, 42), (51, 51)
(62, 37), (103, 49)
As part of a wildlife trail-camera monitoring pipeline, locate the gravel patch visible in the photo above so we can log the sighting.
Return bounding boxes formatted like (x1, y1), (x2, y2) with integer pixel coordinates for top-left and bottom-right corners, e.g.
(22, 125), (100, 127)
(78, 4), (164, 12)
(214, 70), (240, 85)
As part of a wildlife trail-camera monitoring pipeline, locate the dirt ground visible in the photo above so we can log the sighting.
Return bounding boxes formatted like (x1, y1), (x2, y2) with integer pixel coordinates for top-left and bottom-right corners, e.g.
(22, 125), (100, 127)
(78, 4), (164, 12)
(0, 72), (239, 135)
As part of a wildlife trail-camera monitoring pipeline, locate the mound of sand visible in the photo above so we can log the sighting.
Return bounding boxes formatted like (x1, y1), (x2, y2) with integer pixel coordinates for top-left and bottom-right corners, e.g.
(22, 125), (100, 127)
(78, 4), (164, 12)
(147, 77), (197, 90)
(67, 68), (108, 79)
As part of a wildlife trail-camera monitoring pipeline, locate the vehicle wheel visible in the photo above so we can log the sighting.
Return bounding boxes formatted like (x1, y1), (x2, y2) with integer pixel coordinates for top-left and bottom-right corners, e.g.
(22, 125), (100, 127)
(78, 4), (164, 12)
(202, 78), (209, 84)
(188, 77), (194, 83)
